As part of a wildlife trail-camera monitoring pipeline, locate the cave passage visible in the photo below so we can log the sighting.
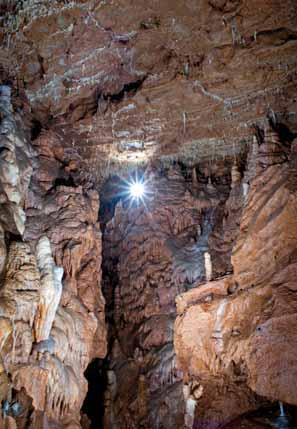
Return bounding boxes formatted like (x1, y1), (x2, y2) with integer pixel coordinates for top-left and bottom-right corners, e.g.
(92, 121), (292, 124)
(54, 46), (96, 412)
(1, 1), (297, 427)
(82, 359), (108, 429)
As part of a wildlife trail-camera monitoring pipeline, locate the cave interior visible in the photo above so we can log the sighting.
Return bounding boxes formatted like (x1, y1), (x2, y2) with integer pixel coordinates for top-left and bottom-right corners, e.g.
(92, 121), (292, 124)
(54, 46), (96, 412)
(0, 0), (297, 428)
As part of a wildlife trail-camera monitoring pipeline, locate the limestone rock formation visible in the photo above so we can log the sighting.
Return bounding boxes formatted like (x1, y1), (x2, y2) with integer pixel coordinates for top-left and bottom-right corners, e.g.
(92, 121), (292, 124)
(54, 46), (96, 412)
(174, 129), (297, 428)
(0, 85), (33, 236)
(34, 236), (63, 343)
(102, 164), (233, 428)
(0, 0), (296, 179)
(0, 0), (296, 428)
(0, 91), (107, 428)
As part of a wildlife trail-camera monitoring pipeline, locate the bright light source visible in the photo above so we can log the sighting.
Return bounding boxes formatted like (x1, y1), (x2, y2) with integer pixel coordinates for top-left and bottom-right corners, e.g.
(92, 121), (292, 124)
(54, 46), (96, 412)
(123, 174), (150, 206)
(129, 181), (145, 199)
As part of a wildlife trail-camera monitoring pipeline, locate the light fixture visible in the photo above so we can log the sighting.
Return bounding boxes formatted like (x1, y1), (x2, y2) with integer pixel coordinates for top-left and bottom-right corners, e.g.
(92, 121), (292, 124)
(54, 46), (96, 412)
(129, 181), (145, 199)
(122, 173), (150, 206)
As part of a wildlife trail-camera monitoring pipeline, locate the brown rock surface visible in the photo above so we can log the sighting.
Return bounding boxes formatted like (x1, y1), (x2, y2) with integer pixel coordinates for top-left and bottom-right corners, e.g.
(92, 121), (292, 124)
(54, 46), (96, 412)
(174, 128), (297, 428)
(0, 85), (34, 236)
(101, 161), (244, 427)
(0, 0), (296, 179)
(0, 88), (107, 428)
(0, 0), (296, 427)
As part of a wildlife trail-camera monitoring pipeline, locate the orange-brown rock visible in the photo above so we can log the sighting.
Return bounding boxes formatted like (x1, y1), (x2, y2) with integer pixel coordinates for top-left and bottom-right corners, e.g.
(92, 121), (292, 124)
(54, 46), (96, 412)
(102, 165), (233, 428)
(0, 97), (107, 428)
(174, 129), (297, 428)
(0, 0), (297, 427)
(0, 1), (296, 180)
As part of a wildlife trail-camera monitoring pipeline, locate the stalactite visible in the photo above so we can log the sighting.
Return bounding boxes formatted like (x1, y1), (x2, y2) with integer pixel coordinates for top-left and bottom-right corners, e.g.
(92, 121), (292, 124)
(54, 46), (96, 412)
(11, 316), (16, 365)
(34, 236), (63, 343)
(0, 225), (6, 275)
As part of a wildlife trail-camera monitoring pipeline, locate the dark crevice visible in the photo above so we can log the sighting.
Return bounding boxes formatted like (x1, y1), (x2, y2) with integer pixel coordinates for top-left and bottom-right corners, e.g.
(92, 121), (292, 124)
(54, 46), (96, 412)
(43, 175), (77, 196)
(99, 175), (124, 231)
(274, 122), (297, 145)
(7, 232), (23, 243)
(82, 179), (123, 428)
(104, 77), (146, 104)
(30, 118), (42, 141)
(256, 27), (297, 44)
(37, 55), (46, 79)
(53, 176), (76, 188)
(82, 359), (108, 429)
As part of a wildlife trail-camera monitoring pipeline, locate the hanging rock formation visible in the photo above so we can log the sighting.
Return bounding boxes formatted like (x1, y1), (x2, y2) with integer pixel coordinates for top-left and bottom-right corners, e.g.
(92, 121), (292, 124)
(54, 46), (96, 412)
(0, 85), (107, 428)
(34, 236), (63, 343)
(0, 0), (296, 428)
(0, 85), (33, 236)
(0, 0), (296, 179)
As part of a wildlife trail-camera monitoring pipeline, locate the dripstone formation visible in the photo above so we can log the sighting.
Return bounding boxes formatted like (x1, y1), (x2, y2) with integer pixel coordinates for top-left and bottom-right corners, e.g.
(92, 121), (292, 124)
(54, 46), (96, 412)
(0, 0), (296, 428)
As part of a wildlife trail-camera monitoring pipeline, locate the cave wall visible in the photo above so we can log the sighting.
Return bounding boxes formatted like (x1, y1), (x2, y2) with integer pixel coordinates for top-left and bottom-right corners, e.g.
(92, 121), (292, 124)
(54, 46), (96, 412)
(102, 158), (247, 428)
(0, 0), (296, 428)
(0, 86), (107, 428)
(101, 123), (297, 429)
(174, 125), (297, 428)
(1, 81), (296, 428)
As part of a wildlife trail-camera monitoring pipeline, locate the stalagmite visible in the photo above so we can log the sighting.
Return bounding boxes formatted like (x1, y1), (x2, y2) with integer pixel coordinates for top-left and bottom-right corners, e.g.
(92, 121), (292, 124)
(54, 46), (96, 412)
(34, 236), (63, 342)
(0, 1), (296, 427)
(183, 383), (197, 429)
(204, 252), (212, 281)
(242, 183), (249, 201)
(231, 164), (241, 188)
(192, 167), (198, 187)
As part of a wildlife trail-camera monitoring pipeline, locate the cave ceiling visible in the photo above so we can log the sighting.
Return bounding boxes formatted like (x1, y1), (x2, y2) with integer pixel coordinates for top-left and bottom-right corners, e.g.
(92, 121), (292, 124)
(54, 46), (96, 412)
(1, 0), (297, 182)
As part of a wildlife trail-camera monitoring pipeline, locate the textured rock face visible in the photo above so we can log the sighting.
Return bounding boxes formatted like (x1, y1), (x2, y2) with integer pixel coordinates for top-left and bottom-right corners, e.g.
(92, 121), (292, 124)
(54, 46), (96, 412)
(102, 160), (246, 427)
(174, 127), (297, 428)
(0, 85), (34, 235)
(0, 89), (107, 428)
(0, 0), (297, 428)
(34, 236), (63, 343)
(1, 0), (296, 178)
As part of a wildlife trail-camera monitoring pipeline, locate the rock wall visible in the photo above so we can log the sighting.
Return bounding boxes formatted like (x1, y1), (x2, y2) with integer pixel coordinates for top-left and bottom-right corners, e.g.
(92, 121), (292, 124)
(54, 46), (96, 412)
(0, 86), (107, 428)
(101, 123), (297, 429)
(174, 125), (297, 428)
(0, 0), (296, 427)
(102, 160), (244, 428)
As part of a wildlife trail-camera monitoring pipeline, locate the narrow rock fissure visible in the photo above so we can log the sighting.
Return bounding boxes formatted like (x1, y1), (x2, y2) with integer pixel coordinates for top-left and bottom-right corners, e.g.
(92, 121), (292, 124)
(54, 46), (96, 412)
(82, 359), (107, 429)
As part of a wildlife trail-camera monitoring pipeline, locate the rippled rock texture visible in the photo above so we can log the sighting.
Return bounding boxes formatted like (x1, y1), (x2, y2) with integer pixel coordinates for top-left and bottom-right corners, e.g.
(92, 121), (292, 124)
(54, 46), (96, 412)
(1, 0), (296, 178)
(174, 126), (297, 428)
(0, 0), (297, 428)
(101, 152), (250, 428)
(0, 86), (107, 428)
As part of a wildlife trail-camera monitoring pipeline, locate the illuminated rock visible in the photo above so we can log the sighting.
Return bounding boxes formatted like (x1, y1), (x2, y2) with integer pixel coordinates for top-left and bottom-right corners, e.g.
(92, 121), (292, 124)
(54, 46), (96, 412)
(34, 236), (63, 343)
